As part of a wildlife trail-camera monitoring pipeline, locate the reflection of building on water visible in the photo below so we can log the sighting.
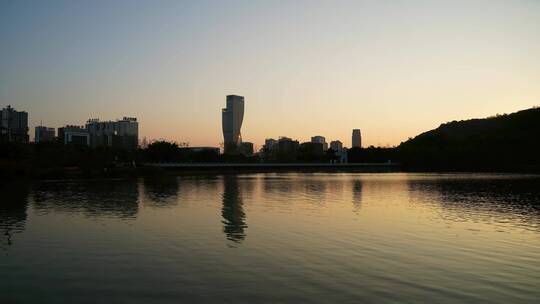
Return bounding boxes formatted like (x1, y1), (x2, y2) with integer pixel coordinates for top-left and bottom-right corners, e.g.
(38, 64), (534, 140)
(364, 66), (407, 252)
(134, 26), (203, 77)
(222, 176), (247, 243)
(143, 176), (179, 207)
(352, 180), (363, 210)
(0, 183), (29, 248)
(263, 176), (294, 195)
(32, 181), (139, 219)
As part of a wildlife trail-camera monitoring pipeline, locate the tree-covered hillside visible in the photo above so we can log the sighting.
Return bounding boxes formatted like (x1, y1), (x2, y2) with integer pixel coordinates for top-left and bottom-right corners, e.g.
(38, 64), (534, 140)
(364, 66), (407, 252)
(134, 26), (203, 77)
(398, 107), (540, 171)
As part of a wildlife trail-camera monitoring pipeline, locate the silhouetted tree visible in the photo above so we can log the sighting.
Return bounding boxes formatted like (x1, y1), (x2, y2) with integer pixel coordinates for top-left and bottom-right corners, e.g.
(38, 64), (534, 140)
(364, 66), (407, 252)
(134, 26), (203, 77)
(145, 141), (179, 162)
(298, 142), (325, 162)
(326, 148), (338, 163)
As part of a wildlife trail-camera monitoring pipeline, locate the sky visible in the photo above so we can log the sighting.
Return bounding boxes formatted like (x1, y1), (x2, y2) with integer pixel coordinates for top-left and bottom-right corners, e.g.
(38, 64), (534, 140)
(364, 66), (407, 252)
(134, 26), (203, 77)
(1, 0), (539, 148)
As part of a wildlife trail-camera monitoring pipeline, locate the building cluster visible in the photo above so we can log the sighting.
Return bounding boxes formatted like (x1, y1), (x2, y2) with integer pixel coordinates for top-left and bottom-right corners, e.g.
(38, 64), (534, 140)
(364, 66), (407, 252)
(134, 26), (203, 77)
(260, 133), (359, 163)
(0, 105), (139, 150)
(221, 95), (362, 162)
(3, 94), (362, 161)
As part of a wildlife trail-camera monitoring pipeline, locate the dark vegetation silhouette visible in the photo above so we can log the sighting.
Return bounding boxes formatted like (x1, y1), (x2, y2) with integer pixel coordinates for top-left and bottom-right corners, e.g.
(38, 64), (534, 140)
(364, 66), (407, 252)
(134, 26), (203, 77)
(397, 107), (540, 171)
(347, 146), (397, 163)
(297, 142), (327, 163)
(145, 140), (237, 162)
(0, 141), (126, 179)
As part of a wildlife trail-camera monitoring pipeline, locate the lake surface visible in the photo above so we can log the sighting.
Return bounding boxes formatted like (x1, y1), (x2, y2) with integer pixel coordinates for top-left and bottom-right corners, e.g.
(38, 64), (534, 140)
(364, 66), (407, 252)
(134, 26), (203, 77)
(2, 173), (540, 303)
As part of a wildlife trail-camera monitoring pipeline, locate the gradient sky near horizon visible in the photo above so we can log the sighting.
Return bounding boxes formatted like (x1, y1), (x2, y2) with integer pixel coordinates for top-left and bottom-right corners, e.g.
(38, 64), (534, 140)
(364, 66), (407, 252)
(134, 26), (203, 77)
(1, 0), (539, 148)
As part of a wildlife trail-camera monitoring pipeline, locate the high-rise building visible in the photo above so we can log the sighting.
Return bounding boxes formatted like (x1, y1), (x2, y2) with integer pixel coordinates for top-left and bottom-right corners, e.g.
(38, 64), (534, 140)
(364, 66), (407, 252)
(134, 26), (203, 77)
(85, 117), (139, 150)
(58, 125), (90, 145)
(311, 135), (328, 151)
(35, 126), (55, 143)
(0, 105), (29, 143)
(352, 129), (362, 148)
(222, 95), (244, 154)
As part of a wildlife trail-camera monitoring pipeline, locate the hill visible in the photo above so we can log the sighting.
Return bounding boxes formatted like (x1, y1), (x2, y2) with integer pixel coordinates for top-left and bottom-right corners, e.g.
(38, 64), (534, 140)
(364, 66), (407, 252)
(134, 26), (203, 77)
(397, 107), (540, 171)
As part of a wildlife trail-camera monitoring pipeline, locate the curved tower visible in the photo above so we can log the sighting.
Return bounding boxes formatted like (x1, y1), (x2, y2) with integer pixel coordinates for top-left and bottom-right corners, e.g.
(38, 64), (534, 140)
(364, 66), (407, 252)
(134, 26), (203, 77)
(222, 95), (245, 154)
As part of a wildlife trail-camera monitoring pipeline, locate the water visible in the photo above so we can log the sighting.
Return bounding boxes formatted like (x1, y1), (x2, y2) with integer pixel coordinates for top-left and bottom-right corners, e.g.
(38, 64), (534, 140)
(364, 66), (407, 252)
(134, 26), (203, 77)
(1, 173), (540, 303)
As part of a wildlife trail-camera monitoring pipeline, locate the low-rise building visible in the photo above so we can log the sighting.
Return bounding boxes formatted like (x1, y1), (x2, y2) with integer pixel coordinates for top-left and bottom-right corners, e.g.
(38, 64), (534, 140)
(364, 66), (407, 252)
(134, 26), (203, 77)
(264, 138), (277, 151)
(330, 140), (343, 154)
(86, 117), (138, 150)
(277, 137), (300, 162)
(330, 140), (347, 163)
(35, 126), (55, 143)
(311, 135), (328, 151)
(240, 142), (254, 156)
(58, 125), (90, 145)
(278, 137), (299, 152)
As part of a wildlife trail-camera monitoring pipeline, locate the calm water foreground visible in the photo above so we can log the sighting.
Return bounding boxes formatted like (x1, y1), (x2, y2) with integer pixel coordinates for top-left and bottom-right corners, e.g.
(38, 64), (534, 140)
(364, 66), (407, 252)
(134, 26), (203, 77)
(1, 173), (540, 303)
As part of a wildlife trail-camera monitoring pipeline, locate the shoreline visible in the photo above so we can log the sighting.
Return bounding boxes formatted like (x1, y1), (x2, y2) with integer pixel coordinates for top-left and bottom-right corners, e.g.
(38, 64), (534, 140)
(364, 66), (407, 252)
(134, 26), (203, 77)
(3, 161), (540, 182)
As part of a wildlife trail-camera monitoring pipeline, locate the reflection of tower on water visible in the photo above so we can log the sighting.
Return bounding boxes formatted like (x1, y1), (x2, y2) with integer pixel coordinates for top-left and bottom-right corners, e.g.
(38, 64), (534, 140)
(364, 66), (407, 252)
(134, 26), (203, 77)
(221, 176), (247, 243)
(352, 180), (363, 212)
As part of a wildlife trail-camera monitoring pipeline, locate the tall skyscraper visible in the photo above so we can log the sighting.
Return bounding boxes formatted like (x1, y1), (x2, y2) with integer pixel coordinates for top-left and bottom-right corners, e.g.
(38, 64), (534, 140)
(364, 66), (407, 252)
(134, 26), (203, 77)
(0, 105), (29, 143)
(352, 129), (362, 148)
(222, 95), (245, 154)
